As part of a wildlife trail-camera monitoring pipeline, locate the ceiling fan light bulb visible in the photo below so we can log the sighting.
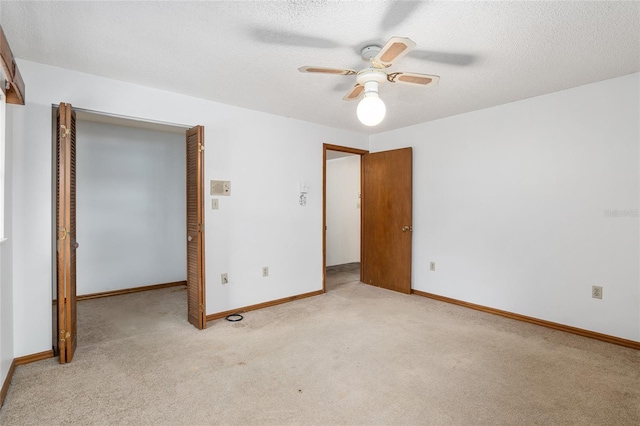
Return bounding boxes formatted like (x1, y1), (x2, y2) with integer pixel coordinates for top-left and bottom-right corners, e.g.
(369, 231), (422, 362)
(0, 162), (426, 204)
(357, 93), (386, 126)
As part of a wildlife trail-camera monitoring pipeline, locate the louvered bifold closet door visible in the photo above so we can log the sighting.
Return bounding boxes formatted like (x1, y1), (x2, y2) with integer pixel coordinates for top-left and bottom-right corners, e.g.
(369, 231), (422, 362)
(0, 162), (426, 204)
(56, 102), (78, 363)
(186, 126), (206, 329)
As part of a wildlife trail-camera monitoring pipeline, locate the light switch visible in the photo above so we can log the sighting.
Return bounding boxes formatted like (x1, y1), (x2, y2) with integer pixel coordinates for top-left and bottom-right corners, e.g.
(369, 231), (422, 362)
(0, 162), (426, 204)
(212, 199), (219, 210)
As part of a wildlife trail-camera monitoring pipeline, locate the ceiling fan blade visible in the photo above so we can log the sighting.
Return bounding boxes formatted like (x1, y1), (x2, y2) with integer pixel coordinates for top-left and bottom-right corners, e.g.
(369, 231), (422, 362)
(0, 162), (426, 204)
(408, 49), (477, 66)
(343, 84), (364, 101)
(387, 72), (440, 87)
(250, 27), (340, 48)
(379, 1), (422, 31)
(299, 66), (357, 75)
(372, 37), (417, 68)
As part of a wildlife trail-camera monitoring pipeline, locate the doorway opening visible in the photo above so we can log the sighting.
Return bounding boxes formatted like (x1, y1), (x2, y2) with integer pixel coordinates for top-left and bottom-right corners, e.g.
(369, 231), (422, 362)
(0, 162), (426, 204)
(322, 144), (368, 292)
(323, 143), (414, 295)
(52, 104), (206, 363)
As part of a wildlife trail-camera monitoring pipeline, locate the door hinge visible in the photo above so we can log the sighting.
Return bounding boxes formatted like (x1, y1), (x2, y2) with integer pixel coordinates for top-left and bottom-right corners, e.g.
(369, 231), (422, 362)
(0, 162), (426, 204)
(58, 227), (68, 240)
(198, 144), (204, 152)
(60, 124), (71, 138)
(59, 329), (70, 343)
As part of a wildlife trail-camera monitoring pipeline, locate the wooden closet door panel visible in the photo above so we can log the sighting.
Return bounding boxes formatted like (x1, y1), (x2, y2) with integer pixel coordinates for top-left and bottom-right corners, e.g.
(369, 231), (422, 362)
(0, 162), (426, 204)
(55, 102), (77, 363)
(186, 126), (206, 329)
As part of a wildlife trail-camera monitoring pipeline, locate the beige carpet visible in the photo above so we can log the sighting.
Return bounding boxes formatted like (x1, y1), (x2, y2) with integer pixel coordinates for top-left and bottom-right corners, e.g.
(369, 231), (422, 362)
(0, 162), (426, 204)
(1, 264), (638, 425)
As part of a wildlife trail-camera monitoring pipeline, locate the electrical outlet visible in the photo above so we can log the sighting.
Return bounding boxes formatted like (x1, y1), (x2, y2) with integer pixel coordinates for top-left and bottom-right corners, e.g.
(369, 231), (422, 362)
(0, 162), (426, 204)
(430, 262), (436, 272)
(221, 273), (228, 284)
(262, 267), (269, 277)
(592, 285), (603, 299)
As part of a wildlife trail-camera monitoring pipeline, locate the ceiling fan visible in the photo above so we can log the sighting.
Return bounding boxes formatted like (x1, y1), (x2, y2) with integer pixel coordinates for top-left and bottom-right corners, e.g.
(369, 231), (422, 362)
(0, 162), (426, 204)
(298, 37), (440, 126)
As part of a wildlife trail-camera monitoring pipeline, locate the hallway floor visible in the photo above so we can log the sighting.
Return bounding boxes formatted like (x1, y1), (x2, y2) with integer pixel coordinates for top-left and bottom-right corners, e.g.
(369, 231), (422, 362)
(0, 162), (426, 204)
(326, 262), (360, 290)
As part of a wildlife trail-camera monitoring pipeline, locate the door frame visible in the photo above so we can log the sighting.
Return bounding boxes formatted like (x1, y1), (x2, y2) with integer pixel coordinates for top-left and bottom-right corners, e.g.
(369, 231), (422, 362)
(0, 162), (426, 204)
(52, 105), (206, 358)
(322, 143), (369, 292)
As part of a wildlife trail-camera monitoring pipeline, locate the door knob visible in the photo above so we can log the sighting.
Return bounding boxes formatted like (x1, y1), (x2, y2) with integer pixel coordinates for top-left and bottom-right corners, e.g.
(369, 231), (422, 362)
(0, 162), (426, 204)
(188, 235), (193, 242)
(73, 242), (79, 249)
(402, 226), (412, 232)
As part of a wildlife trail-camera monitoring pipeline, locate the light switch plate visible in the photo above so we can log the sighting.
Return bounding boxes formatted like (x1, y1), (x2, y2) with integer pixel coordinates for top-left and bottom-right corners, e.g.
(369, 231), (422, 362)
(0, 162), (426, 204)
(211, 199), (219, 210)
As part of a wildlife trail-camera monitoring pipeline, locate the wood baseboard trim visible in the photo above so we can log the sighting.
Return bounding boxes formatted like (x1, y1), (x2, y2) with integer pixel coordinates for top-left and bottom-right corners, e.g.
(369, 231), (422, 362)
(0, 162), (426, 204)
(0, 359), (16, 407)
(206, 290), (324, 322)
(15, 350), (55, 366)
(77, 281), (187, 301)
(412, 290), (640, 350)
(2, 350), (54, 407)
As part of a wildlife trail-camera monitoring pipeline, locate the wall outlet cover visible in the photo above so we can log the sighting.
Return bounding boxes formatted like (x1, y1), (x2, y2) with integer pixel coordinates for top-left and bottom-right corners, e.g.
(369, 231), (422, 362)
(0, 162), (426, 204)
(592, 285), (603, 299)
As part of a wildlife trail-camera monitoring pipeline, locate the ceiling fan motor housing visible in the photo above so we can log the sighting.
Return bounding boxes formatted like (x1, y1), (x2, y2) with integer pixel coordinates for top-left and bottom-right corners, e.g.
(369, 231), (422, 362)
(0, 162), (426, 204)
(361, 45), (382, 61)
(357, 68), (387, 94)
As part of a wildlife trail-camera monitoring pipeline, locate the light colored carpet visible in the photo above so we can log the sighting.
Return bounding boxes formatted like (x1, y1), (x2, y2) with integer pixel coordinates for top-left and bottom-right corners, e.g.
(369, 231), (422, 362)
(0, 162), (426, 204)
(1, 264), (638, 425)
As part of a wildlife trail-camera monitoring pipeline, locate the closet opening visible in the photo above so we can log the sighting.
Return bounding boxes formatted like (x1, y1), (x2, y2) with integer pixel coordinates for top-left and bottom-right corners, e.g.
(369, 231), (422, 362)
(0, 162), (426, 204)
(51, 104), (206, 363)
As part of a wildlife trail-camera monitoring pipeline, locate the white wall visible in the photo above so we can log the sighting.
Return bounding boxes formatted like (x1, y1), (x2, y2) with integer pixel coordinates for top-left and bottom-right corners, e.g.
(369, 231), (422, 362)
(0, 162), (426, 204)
(326, 155), (361, 266)
(8, 59), (368, 357)
(1, 88), (14, 390)
(370, 73), (640, 341)
(7, 58), (637, 359)
(0, 0), (12, 384)
(76, 120), (186, 295)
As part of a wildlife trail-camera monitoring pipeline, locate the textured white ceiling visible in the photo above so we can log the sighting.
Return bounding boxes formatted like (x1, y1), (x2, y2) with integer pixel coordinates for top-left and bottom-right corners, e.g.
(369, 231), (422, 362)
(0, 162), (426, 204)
(2, 1), (639, 135)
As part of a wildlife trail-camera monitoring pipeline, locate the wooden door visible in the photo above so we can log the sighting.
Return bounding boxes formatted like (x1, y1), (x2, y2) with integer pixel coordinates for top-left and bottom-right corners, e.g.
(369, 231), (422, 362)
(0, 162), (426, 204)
(186, 126), (206, 329)
(361, 147), (413, 294)
(56, 102), (78, 363)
